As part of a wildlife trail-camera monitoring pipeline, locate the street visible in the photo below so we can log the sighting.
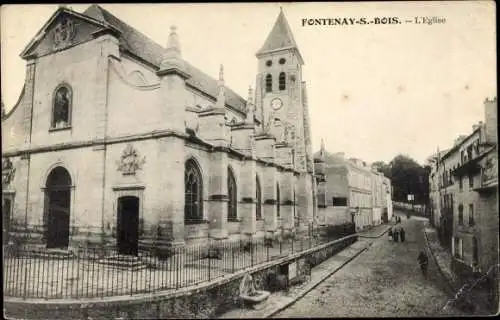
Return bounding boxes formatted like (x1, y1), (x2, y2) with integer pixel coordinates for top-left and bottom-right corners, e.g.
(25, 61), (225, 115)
(274, 210), (466, 318)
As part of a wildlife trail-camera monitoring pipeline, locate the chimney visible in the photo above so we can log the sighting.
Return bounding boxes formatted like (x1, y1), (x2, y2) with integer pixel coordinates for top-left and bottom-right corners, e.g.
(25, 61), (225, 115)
(484, 97), (497, 143)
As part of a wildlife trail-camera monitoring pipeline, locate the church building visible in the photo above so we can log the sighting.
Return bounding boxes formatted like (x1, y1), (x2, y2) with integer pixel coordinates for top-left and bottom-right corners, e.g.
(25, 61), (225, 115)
(1, 5), (317, 253)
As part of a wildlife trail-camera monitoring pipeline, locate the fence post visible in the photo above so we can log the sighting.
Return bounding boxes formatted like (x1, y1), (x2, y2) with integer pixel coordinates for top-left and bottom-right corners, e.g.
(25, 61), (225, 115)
(267, 242), (270, 261)
(251, 241), (254, 267)
(130, 262), (134, 296)
(208, 244), (211, 281)
(23, 255), (28, 300)
(175, 247), (180, 290)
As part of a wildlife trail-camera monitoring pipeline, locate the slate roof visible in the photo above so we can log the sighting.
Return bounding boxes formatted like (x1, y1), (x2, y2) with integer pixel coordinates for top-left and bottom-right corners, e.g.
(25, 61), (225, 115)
(257, 9), (301, 57)
(83, 5), (248, 113)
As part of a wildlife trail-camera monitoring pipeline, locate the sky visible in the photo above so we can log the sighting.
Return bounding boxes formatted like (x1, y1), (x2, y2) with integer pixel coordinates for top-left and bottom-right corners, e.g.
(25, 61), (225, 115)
(1, 2), (496, 165)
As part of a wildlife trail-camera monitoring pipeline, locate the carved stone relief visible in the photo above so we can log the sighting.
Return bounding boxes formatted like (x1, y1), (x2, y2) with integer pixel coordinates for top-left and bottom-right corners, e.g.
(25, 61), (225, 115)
(53, 17), (77, 49)
(2, 157), (15, 186)
(116, 144), (146, 175)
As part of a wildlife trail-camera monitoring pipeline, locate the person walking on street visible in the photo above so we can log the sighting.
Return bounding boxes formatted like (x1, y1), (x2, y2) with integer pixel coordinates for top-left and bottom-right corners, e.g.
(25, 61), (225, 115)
(418, 251), (429, 276)
(400, 228), (405, 242)
(393, 228), (399, 242)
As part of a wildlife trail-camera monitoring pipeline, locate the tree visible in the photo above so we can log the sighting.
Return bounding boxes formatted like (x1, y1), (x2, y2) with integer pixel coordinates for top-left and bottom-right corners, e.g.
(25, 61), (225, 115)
(372, 161), (391, 178)
(374, 155), (429, 204)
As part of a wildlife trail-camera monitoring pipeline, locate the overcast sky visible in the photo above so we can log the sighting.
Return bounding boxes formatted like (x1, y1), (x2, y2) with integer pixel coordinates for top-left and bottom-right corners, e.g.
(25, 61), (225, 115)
(1, 2), (496, 165)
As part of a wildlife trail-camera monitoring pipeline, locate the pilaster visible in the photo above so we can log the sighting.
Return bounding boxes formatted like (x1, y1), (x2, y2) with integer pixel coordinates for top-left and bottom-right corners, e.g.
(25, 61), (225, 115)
(160, 137), (185, 247)
(263, 165), (278, 239)
(240, 157), (257, 241)
(297, 172), (314, 233)
(22, 60), (36, 148)
(208, 151), (229, 240)
(280, 170), (295, 236)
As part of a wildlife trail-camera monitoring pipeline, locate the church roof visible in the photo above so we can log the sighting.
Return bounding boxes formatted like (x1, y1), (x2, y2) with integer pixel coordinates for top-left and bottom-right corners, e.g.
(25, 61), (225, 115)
(256, 9), (302, 60)
(82, 5), (248, 113)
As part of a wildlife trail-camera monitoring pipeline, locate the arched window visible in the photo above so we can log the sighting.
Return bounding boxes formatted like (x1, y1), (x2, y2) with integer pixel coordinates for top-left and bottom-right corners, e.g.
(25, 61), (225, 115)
(279, 72), (286, 91)
(265, 74), (272, 92)
(52, 85), (72, 129)
(185, 159), (203, 224)
(276, 182), (281, 218)
(256, 175), (262, 220)
(227, 167), (237, 221)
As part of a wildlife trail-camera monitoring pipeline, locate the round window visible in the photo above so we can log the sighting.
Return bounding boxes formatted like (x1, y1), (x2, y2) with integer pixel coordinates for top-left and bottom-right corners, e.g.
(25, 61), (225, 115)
(266, 60), (272, 67)
(279, 58), (286, 65)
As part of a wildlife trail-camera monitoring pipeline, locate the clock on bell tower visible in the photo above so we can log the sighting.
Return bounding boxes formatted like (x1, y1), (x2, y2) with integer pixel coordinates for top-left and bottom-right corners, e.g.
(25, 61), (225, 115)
(254, 8), (312, 173)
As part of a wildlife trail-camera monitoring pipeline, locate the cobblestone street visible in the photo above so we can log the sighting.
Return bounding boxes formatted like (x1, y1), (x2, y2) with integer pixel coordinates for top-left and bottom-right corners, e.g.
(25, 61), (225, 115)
(275, 211), (467, 318)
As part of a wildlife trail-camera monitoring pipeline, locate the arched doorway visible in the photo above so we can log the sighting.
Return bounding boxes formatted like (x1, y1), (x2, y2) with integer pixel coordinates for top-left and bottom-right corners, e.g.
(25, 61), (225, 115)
(117, 196), (140, 256)
(44, 166), (72, 249)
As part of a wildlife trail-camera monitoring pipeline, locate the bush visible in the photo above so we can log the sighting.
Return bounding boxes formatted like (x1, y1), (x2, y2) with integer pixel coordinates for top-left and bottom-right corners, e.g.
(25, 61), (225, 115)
(322, 222), (355, 239)
(207, 247), (223, 259)
(266, 271), (288, 292)
(153, 247), (174, 260)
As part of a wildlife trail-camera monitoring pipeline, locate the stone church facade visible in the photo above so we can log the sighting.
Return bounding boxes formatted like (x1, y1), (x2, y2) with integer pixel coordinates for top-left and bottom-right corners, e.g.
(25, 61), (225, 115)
(1, 5), (317, 253)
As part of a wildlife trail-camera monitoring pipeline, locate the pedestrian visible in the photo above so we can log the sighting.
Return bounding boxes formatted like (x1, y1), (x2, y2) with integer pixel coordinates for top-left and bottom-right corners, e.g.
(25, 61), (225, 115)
(393, 229), (399, 242)
(418, 251), (429, 276)
(400, 228), (405, 242)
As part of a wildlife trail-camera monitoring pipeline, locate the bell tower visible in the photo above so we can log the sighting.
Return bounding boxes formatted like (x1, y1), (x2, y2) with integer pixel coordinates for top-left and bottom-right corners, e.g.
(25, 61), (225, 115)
(255, 8), (310, 173)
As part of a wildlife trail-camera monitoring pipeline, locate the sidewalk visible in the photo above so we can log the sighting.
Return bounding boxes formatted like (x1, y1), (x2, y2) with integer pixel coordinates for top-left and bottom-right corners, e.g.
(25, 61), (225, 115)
(423, 223), (492, 315)
(217, 240), (370, 319)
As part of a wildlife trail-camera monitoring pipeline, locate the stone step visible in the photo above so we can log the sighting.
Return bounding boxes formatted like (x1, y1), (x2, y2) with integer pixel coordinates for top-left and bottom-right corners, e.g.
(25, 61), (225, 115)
(28, 249), (75, 260)
(97, 255), (147, 271)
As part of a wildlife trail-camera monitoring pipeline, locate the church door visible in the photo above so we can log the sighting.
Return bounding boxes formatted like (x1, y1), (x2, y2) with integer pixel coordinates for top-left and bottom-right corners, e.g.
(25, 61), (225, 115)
(45, 167), (72, 249)
(117, 196), (139, 256)
(3, 197), (12, 244)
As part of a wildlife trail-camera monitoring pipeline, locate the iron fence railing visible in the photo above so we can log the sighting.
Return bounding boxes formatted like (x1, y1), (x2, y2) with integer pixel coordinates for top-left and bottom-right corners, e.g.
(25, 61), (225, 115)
(3, 232), (353, 300)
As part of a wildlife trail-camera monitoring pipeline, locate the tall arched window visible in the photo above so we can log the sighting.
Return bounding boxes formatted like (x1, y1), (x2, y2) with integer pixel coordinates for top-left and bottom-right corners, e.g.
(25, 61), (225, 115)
(227, 167), (237, 221)
(52, 85), (72, 129)
(256, 175), (262, 220)
(185, 159), (203, 224)
(279, 72), (286, 91)
(276, 182), (281, 218)
(265, 74), (273, 92)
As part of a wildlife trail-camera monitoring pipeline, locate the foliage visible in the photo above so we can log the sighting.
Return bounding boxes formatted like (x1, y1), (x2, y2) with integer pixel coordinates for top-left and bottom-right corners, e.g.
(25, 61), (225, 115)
(266, 271), (288, 292)
(321, 222), (355, 239)
(374, 154), (430, 204)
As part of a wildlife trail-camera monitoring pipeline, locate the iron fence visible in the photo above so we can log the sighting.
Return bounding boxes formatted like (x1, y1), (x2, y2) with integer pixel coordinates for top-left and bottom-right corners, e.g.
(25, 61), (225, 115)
(3, 232), (351, 300)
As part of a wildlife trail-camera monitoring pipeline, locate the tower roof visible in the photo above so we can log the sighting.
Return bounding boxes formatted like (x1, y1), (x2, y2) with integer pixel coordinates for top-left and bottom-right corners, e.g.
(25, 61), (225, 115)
(257, 9), (303, 61)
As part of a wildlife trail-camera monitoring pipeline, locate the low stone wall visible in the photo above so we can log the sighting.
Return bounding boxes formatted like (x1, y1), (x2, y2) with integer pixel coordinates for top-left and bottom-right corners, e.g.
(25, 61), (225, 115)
(4, 235), (357, 319)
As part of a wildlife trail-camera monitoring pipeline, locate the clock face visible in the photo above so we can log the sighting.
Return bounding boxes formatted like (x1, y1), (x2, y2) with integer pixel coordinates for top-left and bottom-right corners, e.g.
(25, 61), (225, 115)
(271, 98), (283, 110)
